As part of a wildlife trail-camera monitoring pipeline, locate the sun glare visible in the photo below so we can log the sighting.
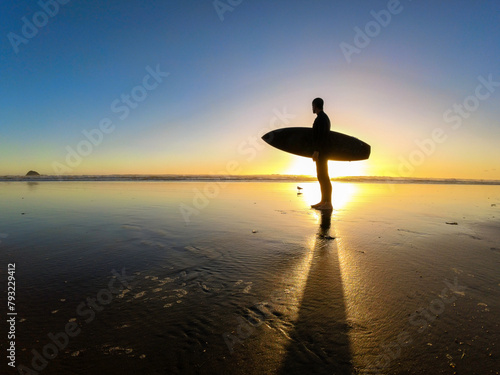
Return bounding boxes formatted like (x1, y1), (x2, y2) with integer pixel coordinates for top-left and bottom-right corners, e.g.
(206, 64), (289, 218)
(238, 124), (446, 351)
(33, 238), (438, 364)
(298, 182), (359, 212)
(285, 157), (367, 178)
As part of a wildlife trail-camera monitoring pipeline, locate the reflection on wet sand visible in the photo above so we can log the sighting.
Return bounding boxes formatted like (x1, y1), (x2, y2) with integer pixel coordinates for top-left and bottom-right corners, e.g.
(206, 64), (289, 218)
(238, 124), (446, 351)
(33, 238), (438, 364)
(27, 181), (39, 190)
(3, 181), (498, 373)
(278, 209), (353, 374)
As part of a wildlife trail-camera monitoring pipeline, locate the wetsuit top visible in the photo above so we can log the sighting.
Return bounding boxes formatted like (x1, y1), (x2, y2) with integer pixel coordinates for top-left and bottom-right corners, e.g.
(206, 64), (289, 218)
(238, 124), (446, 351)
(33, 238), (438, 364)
(312, 111), (331, 156)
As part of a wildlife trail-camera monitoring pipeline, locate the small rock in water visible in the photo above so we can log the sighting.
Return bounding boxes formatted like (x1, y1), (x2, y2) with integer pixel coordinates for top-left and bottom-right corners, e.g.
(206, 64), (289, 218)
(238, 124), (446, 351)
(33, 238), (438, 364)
(446, 222), (458, 225)
(252, 230), (257, 233)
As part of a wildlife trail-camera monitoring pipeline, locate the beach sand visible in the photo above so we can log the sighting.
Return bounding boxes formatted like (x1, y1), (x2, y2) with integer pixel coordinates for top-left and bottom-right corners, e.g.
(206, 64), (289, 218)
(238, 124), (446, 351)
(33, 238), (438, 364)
(0, 181), (499, 374)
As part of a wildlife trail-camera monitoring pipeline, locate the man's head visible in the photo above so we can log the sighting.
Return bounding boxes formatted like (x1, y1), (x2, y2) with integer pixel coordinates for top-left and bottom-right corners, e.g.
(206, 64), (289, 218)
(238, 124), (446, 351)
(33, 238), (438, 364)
(312, 98), (324, 114)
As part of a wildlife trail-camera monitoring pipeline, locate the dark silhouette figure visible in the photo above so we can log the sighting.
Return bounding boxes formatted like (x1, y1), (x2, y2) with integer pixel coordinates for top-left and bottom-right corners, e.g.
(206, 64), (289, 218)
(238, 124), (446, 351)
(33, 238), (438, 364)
(310, 98), (332, 210)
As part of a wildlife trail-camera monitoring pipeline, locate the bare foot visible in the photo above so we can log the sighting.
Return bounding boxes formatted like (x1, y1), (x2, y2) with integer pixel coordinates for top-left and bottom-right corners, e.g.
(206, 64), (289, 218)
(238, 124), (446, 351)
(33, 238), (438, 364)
(311, 201), (324, 208)
(314, 202), (333, 210)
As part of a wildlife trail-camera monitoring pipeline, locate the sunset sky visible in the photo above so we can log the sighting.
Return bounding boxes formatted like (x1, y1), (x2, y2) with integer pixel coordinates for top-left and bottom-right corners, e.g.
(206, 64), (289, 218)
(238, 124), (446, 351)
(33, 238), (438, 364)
(1, 1), (499, 179)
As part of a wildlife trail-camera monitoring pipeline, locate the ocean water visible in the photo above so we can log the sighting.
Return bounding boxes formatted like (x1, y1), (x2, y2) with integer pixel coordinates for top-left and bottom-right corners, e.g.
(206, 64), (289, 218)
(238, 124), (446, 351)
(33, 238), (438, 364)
(0, 181), (499, 374)
(1, 174), (500, 185)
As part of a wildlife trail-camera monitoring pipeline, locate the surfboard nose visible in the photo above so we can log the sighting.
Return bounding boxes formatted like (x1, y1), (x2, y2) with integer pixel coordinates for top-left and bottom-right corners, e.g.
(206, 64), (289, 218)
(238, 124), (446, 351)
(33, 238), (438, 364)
(261, 130), (275, 144)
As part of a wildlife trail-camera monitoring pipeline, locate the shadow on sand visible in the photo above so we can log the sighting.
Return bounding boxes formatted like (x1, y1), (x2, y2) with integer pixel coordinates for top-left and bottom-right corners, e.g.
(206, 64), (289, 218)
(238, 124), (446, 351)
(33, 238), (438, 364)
(278, 209), (354, 374)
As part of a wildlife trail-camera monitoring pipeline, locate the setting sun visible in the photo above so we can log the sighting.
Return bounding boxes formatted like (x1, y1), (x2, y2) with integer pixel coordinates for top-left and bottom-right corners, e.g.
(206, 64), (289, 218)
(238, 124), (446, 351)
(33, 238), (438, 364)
(285, 157), (367, 178)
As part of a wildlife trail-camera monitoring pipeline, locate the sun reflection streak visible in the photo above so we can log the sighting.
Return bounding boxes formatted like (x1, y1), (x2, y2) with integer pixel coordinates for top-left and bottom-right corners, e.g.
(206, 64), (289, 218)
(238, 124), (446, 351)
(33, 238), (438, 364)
(270, 233), (324, 372)
(274, 235), (317, 323)
(335, 224), (388, 372)
(266, 183), (362, 370)
(333, 185), (377, 371)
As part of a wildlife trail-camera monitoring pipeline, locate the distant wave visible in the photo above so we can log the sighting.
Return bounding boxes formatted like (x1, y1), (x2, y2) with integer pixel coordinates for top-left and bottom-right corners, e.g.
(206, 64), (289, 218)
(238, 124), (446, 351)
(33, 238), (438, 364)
(0, 174), (317, 182)
(1, 174), (500, 185)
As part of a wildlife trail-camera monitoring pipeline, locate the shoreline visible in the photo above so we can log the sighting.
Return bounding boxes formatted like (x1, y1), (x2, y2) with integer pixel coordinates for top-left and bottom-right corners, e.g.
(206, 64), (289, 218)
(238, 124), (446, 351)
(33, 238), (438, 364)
(1, 174), (500, 185)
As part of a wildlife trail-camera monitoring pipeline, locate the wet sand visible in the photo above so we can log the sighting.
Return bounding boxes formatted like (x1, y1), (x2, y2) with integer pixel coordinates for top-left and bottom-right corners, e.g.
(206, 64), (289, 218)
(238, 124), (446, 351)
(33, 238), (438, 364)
(0, 181), (499, 374)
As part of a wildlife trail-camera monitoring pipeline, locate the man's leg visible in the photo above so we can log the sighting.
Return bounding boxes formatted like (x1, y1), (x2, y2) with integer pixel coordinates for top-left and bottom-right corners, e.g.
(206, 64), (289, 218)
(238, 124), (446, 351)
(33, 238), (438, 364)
(315, 157), (332, 209)
(311, 160), (325, 207)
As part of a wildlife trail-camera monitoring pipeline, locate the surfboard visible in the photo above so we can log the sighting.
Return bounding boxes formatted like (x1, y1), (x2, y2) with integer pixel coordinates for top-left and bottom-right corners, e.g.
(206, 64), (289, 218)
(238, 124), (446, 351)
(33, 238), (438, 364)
(261, 127), (371, 161)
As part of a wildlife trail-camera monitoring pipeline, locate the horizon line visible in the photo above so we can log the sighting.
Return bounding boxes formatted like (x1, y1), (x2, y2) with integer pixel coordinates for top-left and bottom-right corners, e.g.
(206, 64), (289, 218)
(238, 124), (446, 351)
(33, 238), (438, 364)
(1, 174), (500, 185)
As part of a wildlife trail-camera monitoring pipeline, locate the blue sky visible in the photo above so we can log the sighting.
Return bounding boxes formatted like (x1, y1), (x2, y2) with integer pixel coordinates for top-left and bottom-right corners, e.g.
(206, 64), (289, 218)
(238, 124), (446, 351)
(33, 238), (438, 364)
(1, 0), (499, 178)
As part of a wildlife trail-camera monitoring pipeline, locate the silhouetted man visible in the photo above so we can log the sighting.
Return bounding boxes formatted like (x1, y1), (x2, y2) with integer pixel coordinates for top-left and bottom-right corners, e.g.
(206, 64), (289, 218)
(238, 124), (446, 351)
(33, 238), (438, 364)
(311, 98), (332, 210)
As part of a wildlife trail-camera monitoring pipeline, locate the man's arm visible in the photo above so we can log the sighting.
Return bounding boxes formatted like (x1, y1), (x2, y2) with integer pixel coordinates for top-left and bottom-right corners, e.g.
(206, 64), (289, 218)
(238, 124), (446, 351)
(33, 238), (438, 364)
(312, 113), (330, 160)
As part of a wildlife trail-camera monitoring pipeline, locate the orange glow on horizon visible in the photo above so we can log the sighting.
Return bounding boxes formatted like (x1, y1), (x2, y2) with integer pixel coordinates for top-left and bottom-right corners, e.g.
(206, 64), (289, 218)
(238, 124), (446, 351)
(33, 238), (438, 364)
(284, 157), (368, 178)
